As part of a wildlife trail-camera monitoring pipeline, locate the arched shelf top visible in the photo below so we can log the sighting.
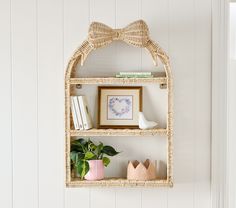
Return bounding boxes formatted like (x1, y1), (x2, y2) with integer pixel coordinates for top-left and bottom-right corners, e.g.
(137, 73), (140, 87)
(65, 20), (172, 82)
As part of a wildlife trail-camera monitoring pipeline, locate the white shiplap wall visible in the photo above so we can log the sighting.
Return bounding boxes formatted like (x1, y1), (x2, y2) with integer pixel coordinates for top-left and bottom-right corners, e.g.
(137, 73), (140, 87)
(0, 0), (211, 208)
(229, 4), (236, 207)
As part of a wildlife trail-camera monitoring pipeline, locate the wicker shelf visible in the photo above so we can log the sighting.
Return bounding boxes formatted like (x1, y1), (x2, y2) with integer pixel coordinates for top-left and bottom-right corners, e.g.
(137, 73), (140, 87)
(70, 128), (167, 137)
(65, 20), (173, 188)
(68, 177), (173, 187)
(69, 77), (167, 85)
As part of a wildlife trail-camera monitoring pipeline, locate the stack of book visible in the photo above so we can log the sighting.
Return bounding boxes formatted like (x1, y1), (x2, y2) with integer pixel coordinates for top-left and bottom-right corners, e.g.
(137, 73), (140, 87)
(116, 72), (153, 78)
(70, 95), (93, 130)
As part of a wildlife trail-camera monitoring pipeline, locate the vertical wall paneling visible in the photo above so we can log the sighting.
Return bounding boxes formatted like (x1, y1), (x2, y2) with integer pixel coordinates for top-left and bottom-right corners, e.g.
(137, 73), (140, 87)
(65, 188), (90, 208)
(169, 0), (195, 180)
(64, 1), (90, 207)
(90, 0), (115, 25)
(229, 5), (236, 207)
(141, 0), (169, 70)
(168, 0), (195, 207)
(64, 0), (90, 65)
(141, 188), (167, 208)
(115, 0), (142, 71)
(0, 0), (12, 207)
(194, 0), (211, 207)
(90, 189), (116, 208)
(116, 189), (142, 208)
(11, 0), (38, 208)
(37, 0), (64, 208)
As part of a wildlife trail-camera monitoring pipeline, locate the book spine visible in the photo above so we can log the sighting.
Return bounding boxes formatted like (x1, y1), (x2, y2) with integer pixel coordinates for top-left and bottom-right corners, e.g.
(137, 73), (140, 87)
(78, 96), (93, 130)
(73, 96), (84, 130)
(70, 97), (79, 130)
(119, 72), (152, 75)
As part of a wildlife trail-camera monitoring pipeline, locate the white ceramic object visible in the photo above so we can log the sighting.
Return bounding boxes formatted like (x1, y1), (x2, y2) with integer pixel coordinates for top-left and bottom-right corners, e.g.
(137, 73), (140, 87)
(138, 112), (158, 129)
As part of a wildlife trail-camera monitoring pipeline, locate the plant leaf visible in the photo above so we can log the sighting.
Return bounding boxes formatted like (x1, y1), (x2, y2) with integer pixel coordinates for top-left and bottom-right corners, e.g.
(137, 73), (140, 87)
(77, 153), (85, 160)
(97, 142), (103, 159)
(88, 142), (97, 152)
(102, 145), (119, 156)
(71, 143), (83, 152)
(77, 160), (89, 179)
(70, 151), (78, 163)
(77, 138), (87, 145)
(84, 151), (95, 160)
(102, 157), (110, 167)
(71, 152), (85, 169)
(71, 138), (89, 153)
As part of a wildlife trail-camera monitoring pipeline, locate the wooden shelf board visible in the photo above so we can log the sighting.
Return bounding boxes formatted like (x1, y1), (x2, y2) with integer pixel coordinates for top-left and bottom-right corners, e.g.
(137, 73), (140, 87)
(69, 77), (167, 85)
(67, 177), (173, 187)
(70, 128), (167, 137)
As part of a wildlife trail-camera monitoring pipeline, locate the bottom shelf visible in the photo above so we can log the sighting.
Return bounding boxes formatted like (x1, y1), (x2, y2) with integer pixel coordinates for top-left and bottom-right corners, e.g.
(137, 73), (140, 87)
(67, 177), (173, 187)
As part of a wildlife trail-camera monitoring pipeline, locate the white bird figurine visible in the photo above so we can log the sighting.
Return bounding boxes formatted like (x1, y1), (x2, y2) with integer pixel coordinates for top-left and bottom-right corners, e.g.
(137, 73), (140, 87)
(138, 112), (158, 130)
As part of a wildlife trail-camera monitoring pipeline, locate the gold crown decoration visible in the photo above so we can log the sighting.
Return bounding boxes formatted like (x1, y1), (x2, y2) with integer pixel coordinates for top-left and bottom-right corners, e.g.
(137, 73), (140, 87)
(127, 159), (157, 180)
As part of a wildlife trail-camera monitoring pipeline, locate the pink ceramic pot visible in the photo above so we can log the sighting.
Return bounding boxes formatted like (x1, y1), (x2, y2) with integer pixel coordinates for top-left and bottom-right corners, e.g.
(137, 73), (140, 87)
(84, 160), (104, 180)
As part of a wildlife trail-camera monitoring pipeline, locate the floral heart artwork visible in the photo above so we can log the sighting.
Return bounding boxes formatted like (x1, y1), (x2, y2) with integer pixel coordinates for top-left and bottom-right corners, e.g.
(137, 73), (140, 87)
(108, 96), (132, 119)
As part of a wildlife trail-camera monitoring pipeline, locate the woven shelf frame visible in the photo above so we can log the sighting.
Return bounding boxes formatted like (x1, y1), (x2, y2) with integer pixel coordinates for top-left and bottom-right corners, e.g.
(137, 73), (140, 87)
(65, 20), (173, 187)
(70, 128), (168, 137)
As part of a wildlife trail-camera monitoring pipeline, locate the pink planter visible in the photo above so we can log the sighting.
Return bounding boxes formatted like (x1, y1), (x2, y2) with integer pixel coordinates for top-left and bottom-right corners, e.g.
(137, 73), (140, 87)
(85, 160), (104, 180)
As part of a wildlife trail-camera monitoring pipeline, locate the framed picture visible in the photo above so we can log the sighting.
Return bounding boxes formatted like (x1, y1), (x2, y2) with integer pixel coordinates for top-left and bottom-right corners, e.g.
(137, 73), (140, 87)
(98, 86), (143, 129)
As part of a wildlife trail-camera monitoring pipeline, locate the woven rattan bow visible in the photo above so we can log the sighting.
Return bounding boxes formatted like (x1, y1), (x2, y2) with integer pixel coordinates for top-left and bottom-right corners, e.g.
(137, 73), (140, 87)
(88, 20), (150, 48)
(73, 19), (169, 66)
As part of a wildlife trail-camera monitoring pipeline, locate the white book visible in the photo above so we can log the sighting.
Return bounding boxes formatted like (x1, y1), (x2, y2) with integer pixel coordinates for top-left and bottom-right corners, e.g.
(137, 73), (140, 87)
(78, 96), (93, 130)
(73, 96), (84, 130)
(119, 72), (152, 75)
(70, 97), (79, 130)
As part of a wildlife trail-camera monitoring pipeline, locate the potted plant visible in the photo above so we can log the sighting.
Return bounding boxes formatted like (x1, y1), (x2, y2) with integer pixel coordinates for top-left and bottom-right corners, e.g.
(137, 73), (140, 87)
(70, 138), (120, 180)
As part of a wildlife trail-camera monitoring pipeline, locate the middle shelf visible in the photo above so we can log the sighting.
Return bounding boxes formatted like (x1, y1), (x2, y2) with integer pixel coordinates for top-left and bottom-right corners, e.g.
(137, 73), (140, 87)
(70, 128), (167, 137)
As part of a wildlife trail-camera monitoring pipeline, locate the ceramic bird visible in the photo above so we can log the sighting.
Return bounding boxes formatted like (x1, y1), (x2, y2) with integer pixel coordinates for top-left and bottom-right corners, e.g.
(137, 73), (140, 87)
(138, 112), (158, 129)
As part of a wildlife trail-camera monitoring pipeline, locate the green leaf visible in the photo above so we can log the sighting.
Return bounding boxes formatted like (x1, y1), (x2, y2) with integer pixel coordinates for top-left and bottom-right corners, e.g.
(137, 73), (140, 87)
(102, 145), (119, 156)
(77, 138), (87, 145)
(71, 152), (85, 169)
(102, 157), (110, 167)
(71, 143), (83, 152)
(96, 142), (103, 159)
(70, 151), (78, 163)
(71, 138), (89, 153)
(77, 153), (85, 160)
(84, 151), (95, 160)
(77, 160), (89, 179)
(88, 142), (97, 152)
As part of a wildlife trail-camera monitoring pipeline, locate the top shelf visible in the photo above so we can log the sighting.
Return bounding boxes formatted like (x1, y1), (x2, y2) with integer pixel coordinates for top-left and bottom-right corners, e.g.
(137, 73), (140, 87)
(69, 77), (167, 85)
